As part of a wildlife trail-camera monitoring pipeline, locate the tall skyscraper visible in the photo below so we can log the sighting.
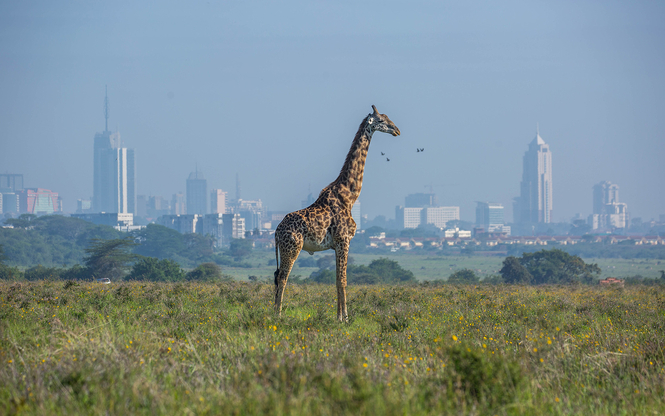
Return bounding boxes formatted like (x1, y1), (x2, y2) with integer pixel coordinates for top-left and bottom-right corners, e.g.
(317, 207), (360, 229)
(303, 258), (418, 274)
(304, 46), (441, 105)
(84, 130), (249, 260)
(588, 181), (628, 229)
(514, 128), (553, 224)
(186, 170), (207, 215)
(92, 87), (136, 214)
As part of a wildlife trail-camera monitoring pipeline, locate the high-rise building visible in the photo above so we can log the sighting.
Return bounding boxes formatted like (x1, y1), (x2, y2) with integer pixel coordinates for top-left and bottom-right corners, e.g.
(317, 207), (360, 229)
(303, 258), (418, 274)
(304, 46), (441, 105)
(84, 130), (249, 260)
(211, 189), (227, 214)
(476, 202), (510, 235)
(588, 181), (628, 229)
(92, 88), (136, 214)
(18, 188), (60, 215)
(405, 193), (437, 208)
(0, 174), (24, 215)
(421, 206), (460, 229)
(514, 128), (553, 224)
(396, 206), (423, 229)
(186, 170), (207, 215)
(0, 174), (23, 192)
(223, 213), (246, 240)
(397, 192), (458, 229)
(171, 192), (186, 215)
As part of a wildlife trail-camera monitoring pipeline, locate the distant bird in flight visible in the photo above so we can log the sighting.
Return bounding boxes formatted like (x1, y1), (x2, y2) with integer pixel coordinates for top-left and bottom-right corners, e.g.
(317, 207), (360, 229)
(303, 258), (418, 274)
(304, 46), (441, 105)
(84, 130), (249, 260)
(381, 152), (385, 155)
(417, 148), (424, 152)
(386, 158), (390, 162)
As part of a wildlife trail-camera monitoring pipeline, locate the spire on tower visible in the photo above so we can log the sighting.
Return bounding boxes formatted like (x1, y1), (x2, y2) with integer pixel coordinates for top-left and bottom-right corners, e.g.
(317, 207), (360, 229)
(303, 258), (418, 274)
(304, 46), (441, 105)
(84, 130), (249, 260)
(104, 85), (110, 132)
(236, 173), (241, 202)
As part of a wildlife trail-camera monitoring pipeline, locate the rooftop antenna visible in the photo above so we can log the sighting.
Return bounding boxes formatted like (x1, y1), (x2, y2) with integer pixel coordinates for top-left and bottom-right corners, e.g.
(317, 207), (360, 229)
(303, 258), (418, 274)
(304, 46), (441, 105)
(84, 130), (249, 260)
(104, 85), (110, 132)
(236, 173), (241, 202)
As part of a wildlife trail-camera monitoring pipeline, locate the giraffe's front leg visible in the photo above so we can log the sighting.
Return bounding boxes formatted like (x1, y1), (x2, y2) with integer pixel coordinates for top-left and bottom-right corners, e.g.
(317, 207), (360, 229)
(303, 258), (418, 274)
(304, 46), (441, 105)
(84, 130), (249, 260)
(335, 241), (350, 323)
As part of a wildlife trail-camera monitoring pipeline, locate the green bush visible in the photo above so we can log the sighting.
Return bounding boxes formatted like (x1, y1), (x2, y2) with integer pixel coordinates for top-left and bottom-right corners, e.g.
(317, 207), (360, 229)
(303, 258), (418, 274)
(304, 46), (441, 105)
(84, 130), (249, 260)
(126, 257), (185, 282)
(447, 268), (479, 284)
(186, 262), (223, 281)
(309, 258), (415, 285)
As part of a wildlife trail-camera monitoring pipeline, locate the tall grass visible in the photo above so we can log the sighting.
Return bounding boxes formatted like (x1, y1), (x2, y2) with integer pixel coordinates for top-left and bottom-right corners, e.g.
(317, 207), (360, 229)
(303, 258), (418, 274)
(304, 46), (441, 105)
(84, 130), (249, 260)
(1, 281), (664, 415)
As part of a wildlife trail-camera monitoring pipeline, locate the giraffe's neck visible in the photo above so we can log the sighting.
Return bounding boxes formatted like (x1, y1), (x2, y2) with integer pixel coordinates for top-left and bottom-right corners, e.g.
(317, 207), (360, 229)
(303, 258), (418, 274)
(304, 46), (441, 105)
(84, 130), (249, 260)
(329, 117), (373, 209)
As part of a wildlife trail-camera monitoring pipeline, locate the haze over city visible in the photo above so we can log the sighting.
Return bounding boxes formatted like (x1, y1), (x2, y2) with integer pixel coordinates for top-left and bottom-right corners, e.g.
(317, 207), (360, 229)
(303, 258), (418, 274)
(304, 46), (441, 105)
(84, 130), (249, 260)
(1, 1), (663, 222)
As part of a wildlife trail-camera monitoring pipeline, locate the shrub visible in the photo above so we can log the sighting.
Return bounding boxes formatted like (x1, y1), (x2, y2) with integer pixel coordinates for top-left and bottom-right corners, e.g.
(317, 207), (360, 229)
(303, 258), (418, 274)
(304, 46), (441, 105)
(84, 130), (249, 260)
(500, 256), (532, 284)
(447, 269), (479, 284)
(186, 262), (223, 281)
(126, 257), (185, 282)
(309, 258), (415, 285)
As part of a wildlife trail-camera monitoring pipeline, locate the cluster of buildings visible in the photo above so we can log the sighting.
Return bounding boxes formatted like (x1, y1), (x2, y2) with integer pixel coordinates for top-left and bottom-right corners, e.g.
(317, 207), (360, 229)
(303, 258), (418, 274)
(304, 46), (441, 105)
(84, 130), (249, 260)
(0, 174), (61, 216)
(366, 232), (664, 252)
(3, 90), (651, 241)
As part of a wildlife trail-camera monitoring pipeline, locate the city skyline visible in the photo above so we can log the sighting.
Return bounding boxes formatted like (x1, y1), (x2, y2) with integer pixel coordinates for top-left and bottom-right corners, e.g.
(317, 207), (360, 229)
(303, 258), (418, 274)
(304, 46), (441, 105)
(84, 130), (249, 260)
(1, 2), (663, 221)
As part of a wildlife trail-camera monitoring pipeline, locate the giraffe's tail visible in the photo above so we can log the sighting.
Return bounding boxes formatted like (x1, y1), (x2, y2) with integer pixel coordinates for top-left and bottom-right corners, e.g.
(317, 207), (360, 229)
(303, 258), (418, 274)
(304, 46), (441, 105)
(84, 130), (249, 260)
(274, 241), (280, 286)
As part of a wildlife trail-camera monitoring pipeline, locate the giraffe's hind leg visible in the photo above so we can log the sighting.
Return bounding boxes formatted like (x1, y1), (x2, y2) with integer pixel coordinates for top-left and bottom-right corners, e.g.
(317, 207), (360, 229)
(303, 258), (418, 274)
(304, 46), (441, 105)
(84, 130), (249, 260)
(274, 235), (302, 317)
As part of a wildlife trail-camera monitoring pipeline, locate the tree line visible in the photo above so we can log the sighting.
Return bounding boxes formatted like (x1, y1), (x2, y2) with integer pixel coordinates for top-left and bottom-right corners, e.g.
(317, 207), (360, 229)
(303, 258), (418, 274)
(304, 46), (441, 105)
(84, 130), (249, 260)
(0, 215), (254, 269)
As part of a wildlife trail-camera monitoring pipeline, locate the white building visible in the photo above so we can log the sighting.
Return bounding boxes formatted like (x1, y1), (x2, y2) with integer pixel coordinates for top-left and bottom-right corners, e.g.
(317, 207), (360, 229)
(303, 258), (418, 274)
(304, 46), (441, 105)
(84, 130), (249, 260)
(421, 206), (459, 229)
(396, 206), (423, 229)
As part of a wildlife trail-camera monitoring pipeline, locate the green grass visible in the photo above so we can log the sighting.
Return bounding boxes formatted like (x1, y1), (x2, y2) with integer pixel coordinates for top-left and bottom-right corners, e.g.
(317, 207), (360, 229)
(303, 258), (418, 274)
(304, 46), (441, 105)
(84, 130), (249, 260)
(222, 250), (665, 281)
(2, 280), (664, 415)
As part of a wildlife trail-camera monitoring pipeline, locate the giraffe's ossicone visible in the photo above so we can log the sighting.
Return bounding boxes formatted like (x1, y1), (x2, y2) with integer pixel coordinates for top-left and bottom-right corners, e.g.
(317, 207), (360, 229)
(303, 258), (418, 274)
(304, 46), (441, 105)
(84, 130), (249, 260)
(273, 105), (400, 322)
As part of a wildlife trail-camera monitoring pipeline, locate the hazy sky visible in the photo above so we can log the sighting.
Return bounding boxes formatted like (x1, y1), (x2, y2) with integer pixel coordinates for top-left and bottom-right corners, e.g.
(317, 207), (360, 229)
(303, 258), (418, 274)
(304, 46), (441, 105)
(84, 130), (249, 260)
(1, 1), (663, 222)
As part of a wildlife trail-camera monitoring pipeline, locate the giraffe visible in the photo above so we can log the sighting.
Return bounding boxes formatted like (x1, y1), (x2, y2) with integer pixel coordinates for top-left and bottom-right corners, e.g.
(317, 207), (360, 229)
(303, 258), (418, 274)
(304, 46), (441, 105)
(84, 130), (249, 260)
(273, 105), (400, 322)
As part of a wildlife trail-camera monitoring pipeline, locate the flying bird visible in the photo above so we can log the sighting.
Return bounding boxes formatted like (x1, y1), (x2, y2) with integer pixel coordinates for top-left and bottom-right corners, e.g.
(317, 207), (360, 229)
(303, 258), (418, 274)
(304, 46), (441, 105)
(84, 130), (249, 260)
(416, 149), (420, 152)
(386, 158), (390, 162)
(420, 148), (424, 152)
(381, 152), (385, 156)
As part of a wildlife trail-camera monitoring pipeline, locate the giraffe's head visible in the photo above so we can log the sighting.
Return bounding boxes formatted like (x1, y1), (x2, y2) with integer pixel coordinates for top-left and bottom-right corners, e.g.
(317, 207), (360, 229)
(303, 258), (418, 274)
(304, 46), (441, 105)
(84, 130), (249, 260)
(367, 105), (400, 136)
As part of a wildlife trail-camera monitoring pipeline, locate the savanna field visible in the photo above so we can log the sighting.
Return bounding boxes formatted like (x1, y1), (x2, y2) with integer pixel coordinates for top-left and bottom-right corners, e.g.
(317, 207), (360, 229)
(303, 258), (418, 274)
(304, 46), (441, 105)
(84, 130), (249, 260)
(2, 280), (664, 415)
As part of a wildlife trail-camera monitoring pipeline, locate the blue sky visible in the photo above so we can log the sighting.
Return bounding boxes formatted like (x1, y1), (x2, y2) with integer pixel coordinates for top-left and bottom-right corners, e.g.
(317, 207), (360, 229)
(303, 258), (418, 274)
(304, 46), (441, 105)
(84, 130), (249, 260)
(1, 1), (663, 222)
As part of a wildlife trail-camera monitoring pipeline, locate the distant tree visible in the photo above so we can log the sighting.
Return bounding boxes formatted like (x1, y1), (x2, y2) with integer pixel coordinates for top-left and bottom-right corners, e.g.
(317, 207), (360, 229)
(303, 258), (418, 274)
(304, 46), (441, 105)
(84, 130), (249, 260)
(317, 255), (336, 270)
(186, 262), (223, 281)
(126, 257), (185, 282)
(519, 249), (600, 285)
(500, 256), (533, 284)
(310, 257), (415, 285)
(24, 265), (63, 281)
(297, 256), (317, 268)
(83, 237), (137, 281)
(364, 226), (385, 237)
(132, 224), (186, 260)
(0, 244), (23, 280)
(482, 274), (504, 285)
(365, 258), (415, 283)
(229, 239), (253, 260)
(0, 244), (7, 264)
(448, 268), (480, 284)
(4, 214), (37, 228)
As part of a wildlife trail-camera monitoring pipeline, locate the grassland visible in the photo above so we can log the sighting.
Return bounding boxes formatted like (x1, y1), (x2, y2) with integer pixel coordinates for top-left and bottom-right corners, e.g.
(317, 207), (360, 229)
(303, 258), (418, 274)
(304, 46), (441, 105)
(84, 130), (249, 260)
(1, 280), (664, 415)
(222, 250), (665, 282)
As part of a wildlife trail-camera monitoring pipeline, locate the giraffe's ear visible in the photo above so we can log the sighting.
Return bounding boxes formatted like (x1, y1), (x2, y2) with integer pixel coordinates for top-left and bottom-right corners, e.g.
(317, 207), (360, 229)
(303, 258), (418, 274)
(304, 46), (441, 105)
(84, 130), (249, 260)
(371, 105), (379, 115)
